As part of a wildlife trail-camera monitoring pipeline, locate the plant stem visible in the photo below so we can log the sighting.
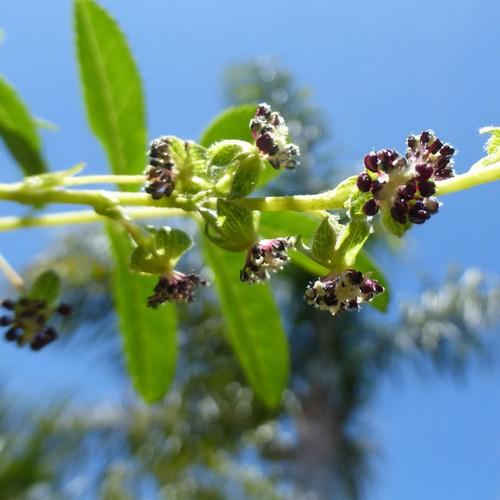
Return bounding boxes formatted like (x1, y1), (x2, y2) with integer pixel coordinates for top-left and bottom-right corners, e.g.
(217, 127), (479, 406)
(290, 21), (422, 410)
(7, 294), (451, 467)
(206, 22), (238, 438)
(63, 174), (145, 186)
(0, 160), (499, 226)
(236, 190), (347, 211)
(0, 254), (25, 291)
(0, 208), (187, 232)
(436, 162), (500, 196)
(0, 184), (194, 210)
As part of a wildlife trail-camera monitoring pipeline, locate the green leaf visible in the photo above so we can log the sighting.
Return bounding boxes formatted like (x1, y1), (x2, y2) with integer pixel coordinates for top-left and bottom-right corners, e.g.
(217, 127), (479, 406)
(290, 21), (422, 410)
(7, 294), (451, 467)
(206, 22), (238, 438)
(230, 154), (263, 198)
(200, 104), (256, 147)
(74, 0), (176, 403)
(202, 238), (289, 407)
(289, 249), (328, 276)
(311, 216), (340, 266)
(474, 126), (500, 169)
(208, 140), (248, 169)
(155, 227), (193, 262)
(260, 211), (320, 240)
(107, 222), (177, 403)
(130, 227), (193, 276)
(336, 175), (359, 207)
(164, 136), (208, 180)
(199, 104), (286, 190)
(29, 270), (61, 306)
(74, 0), (146, 177)
(204, 199), (257, 251)
(354, 251), (389, 312)
(0, 75), (47, 175)
(335, 217), (371, 266)
(480, 126), (500, 155)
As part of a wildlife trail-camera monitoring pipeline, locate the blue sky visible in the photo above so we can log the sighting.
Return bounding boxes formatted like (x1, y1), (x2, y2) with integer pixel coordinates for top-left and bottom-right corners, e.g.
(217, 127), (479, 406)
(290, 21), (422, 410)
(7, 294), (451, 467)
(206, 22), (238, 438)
(1, 0), (500, 498)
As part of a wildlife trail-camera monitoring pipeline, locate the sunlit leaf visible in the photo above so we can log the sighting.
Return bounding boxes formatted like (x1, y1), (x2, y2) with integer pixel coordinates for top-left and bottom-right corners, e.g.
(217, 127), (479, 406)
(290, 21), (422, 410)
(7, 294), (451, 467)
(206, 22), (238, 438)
(74, 0), (146, 176)
(311, 216), (340, 266)
(75, 0), (176, 402)
(336, 217), (371, 266)
(107, 222), (177, 403)
(200, 104), (256, 147)
(202, 237), (289, 407)
(0, 75), (47, 175)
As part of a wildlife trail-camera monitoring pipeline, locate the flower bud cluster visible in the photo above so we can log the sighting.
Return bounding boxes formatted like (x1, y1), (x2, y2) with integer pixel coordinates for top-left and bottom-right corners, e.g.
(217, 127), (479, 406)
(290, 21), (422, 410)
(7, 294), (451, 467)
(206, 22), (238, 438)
(250, 103), (300, 170)
(147, 272), (207, 308)
(240, 237), (295, 283)
(0, 297), (71, 350)
(304, 269), (384, 316)
(357, 131), (455, 225)
(144, 137), (178, 199)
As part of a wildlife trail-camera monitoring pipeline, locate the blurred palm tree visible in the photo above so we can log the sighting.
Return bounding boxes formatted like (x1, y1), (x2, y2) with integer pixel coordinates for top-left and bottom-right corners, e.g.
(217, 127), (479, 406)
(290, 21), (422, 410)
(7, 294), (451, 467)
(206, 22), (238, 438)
(1, 59), (500, 500)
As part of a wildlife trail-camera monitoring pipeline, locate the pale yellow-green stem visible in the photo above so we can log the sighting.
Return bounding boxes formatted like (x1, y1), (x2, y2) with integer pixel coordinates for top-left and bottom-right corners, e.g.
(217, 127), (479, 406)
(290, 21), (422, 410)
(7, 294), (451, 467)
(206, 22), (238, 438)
(0, 208), (187, 232)
(0, 253), (25, 290)
(436, 161), (500, 196)
(0, 160), (499, 231)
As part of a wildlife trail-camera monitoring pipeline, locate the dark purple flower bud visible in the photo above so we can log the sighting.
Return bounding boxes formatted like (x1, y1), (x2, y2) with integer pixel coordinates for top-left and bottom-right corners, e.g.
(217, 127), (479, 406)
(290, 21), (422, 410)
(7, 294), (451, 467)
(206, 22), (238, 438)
(391, 205), (408, 224)
(1, 295), (71, 351)
(1, 299), (15, 310)
(5, 327), (20, 342)
(346, 270), (363, 285)
(434, 165), (454, 180)
(397, 180), (417, 200)
(406, 135), (418, 150)
(251, 103), (300, 169)
(363, 199), (379, 216)
(408, 202), (430, 224)
(424, 198), (440, 214)
(371, 179), (384, 193)
(256, 133), (279, 156)
(283, 144), (300, 170)
(0, 316), (12, 326)
(418, 180), (436, 197)
(428, 138), (443, 154)
(420, 130), (432, 144)
(358, 130), (454, 228)
(393, 157), (407, 170)
(356, 173), (372, 192)
(147, 272), (207, 308)
(30, 335), (45, 351)
(44, 327), (58, 343)
(360, 278), (384, 299)
(304, 269), (384, 316)
(415, 163), (433, 181)
(57, 303), (72, 316)
(256, 103), (272, 118)
(364, 152), (379, 172)
(241, 238), (295, 283)
(144, 137), (178, 200)
(440, 144), (455, 157)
